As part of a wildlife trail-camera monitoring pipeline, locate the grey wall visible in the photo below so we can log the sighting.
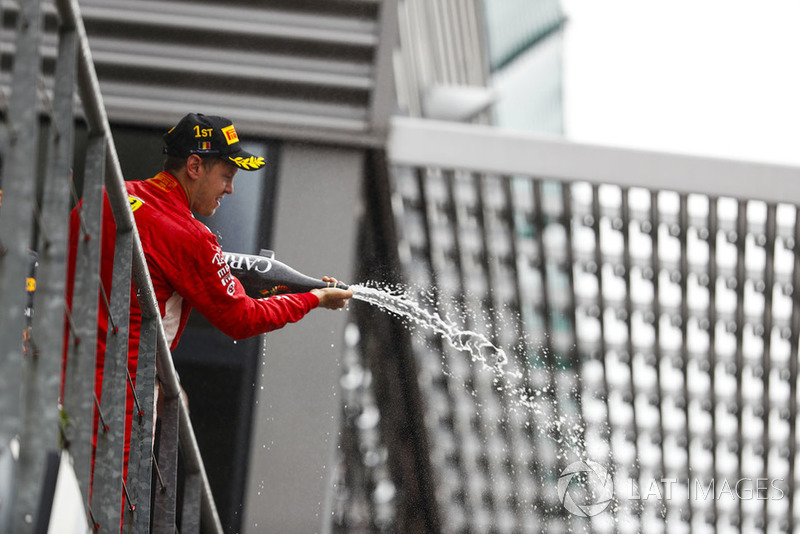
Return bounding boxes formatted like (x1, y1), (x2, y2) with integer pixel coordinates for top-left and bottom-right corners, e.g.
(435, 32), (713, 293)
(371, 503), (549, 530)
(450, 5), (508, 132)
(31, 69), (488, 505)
(243, 143), (363, 533)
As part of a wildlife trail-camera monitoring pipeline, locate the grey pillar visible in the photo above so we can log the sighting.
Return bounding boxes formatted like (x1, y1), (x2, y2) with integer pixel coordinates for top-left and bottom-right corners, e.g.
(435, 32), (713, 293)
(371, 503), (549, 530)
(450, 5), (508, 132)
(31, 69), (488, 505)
(243, 143), (362, 534)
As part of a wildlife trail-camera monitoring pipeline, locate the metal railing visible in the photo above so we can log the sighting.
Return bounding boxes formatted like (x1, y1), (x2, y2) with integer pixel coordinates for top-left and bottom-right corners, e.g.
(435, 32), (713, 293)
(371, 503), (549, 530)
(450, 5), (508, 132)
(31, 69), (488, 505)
(377, 117), (800, 532)
(0, 0), (222, 532)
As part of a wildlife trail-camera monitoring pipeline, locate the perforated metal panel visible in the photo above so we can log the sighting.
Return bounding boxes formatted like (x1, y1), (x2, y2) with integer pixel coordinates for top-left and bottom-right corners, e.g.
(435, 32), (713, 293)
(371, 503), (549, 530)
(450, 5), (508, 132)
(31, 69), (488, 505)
(380, 157), (800, 533)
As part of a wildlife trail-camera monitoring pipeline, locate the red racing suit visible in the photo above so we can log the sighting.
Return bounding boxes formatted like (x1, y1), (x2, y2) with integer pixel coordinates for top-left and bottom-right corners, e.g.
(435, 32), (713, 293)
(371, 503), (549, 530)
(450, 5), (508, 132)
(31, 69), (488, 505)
(65, 171), (319, 494)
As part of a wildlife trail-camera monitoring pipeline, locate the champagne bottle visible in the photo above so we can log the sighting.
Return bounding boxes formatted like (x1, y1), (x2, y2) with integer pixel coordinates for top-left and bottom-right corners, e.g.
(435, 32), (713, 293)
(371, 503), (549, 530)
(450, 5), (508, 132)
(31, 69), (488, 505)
(224, 249), (348, 299)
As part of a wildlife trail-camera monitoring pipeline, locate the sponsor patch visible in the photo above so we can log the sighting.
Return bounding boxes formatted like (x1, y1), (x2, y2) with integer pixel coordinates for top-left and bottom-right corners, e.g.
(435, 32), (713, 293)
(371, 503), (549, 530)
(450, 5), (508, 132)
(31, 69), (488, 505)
(222, 125), (239, 145)
(129, 195), (144, 212)
(150, 173), (178, 192)
(26, 277), (36, 292)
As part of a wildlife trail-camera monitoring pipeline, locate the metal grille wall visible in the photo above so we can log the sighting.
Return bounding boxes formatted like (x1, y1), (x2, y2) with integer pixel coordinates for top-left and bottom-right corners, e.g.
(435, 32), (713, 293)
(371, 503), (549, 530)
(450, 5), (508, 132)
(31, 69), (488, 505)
(0, 0), (398, 146)
(0, 0), (222, 531)
(344, 118), (800, 533)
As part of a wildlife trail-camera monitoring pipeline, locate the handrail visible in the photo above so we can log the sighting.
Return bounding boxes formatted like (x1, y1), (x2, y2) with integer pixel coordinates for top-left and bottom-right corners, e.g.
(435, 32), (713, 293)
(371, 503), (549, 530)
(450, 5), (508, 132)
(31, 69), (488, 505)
(54, 0), (223, 531)
(388, 116), (800, 205)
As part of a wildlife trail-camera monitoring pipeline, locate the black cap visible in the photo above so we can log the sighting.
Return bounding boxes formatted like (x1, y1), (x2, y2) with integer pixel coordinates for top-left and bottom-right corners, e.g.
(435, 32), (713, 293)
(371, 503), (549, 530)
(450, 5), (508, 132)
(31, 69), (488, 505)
(163, 113), (266, 171)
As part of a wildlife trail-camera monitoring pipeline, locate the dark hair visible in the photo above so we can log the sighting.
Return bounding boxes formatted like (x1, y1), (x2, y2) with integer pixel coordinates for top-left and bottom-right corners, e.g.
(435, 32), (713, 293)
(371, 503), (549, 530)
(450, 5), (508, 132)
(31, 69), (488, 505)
(163, 155), (225, 174)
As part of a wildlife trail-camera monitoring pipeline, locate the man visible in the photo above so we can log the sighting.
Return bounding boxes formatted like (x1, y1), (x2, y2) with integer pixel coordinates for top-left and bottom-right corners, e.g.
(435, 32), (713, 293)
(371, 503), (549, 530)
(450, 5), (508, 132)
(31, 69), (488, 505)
(101, 113), (352, 352)
(66, 112), (352, 509)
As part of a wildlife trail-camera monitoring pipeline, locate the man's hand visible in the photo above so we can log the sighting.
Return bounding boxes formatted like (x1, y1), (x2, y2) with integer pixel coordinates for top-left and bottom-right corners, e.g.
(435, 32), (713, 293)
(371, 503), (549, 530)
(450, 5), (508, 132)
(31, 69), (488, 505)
(311, 276), (353, 310)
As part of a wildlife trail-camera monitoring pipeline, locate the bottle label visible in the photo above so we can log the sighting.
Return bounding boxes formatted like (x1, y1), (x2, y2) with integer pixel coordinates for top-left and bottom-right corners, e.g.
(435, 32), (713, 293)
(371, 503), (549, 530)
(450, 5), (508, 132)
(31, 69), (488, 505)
(224, 252), (273, 274)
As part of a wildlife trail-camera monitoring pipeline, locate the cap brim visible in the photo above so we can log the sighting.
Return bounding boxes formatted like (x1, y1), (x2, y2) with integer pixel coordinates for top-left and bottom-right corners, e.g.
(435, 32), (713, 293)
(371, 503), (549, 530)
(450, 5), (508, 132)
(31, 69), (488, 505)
(226, 150), (266, 171)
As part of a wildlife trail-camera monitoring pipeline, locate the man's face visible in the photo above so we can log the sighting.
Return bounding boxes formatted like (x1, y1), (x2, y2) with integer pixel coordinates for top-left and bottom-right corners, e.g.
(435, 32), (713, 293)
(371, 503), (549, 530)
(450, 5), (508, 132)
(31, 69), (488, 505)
(192, 160), (238, 217)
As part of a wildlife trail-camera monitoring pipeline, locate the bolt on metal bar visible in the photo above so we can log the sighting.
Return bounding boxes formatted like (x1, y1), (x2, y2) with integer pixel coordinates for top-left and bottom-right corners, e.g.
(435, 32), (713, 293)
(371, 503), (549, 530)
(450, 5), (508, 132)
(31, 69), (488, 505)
(121, 480), (135, 513)
(93, 393), (108, 435)
(88, 504), (99, 532)
(152, 451), (166, 494)
(127, 369), (144, 421)
(98, 281), (118, 334)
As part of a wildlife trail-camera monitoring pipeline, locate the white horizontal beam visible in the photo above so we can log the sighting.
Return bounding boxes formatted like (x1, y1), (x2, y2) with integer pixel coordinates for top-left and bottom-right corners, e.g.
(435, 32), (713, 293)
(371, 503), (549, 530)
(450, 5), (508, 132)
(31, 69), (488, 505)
(388, 117), (800, 205)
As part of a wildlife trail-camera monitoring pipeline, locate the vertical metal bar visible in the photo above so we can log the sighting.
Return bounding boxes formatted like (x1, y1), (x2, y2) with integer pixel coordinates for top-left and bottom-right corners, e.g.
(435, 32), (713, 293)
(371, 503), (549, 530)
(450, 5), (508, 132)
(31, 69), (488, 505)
(62, 134), (106, 507)
(499, 176), (529, 356)
(619, 188), (641, 529)
(532, 180), (575, 532)
(368, 0), (400, 136)
(760, 204), (777, 525)
(441, 169), (494, 520)
(92, 227), (132, 531)
(413, 167), (470, 524)
(733, 200), (747, 531)
(125, 316), (158, 533)
(589, 184), (617, 530)
(178, 401), (223, 534)
(677, 194), (693, 529)
(788, 210), (800, 529)
(648, 191), (668, 516)
(0, 6), (42, 527)
(500, 174), (542, 521)
(471, 172), (521, 525)
(561, 183), (584, 438)
(706, 197), (720, 530)
(532, 179), (558, 408)
(152, 389), (180, 533)
(15, 15), (77, 534)
(180, 471), (202, 534)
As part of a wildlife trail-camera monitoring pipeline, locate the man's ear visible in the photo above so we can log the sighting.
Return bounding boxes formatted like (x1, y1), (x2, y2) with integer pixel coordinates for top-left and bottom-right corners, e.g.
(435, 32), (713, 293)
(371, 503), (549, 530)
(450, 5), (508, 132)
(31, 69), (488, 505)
(186, 155), (203, 180)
